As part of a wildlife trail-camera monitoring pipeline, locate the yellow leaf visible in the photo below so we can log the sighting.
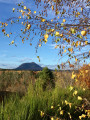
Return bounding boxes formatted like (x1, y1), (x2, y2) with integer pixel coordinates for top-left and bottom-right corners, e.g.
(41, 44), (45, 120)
(19, 16), (21, 19)
(60, 34), (63, 37)
(79, 116), (82, 119)
(24, 6), (27, 9)
(75, 41), (78, 47)
(83, 88), (85, 91)
(78, 96), (82, 100)
(64, 49), (66, 53)
(55, 45), (58, 49)
(34, 11), (36, 13)
(81, 30), (87, 36)
(73, 90), (78, 96)
(81, 7), (83, 11)
(75, 58), (77, 62)
(5, 23), (8, 26)
(11, 40), (14, 44)
(85, 41), (88, 45)
(52, 5), (54, 10)
(51, 117), (54, 120)
(7, 34), (9, 37)
(71, 72), (76, 79)
(44, 39), (47, 44)
(65, 100), (68, 105)
(71, 28), (76, 34)
(69, 103), (72, 108)
(13, 8), (15, 11)
(27, 24), (31, 30)
(44, 34), (48, 39)
(39, 44), (41, 47)
(51, 29), (54, 32)
(63, 19), (66, 23)
(41, 19), (46, 22)
(51, 106), (54, 109)
(51, 19), (53, 22)
(61, 23), (64, 26)
(79, 114), (86, 119)
(55, 31), (59, 36)
(77, 12), (80, 15)
(60, 110), (64, 115)
(40, 111), (44, 117)
(21, 10), (23, 12)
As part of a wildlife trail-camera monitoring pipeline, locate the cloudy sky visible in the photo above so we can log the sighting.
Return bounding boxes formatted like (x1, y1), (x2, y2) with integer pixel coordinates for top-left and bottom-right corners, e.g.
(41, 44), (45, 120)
(0, 0), (89, 69)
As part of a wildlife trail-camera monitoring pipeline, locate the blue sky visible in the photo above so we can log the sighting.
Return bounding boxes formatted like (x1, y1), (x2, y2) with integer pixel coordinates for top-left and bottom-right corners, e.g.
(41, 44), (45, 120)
(0, 0), (60, 69)
(0, 0), (89, 69)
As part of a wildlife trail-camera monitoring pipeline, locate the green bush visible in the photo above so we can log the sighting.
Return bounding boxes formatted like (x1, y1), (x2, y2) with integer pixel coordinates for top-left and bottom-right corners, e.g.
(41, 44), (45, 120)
(38, 67), (55, 90)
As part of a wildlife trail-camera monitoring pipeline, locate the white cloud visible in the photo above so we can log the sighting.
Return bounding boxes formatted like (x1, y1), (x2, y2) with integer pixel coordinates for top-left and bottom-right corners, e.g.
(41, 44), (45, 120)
(0, 63), (18, 69)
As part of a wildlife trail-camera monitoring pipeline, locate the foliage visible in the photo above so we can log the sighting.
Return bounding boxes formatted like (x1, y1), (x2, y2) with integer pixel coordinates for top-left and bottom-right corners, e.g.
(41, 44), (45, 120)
(0, 0), (90, 67)
(0, 82), (90, 120)
(37, 67), (55, 90)
(71, 64), (90, 89)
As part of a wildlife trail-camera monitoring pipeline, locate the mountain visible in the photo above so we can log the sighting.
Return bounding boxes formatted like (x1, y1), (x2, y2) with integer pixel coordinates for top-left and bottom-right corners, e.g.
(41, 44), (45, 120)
(15, 62), (43, 71)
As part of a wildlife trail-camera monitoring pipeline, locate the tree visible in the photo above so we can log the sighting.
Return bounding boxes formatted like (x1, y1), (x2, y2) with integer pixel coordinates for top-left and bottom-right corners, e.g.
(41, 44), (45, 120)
(38, 67), (55, 90)
(0, 0), (90, 68)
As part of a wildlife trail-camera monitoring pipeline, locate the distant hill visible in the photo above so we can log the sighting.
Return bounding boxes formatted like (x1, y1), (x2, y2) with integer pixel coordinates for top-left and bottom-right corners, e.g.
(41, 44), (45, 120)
(15, 62), (43, 71)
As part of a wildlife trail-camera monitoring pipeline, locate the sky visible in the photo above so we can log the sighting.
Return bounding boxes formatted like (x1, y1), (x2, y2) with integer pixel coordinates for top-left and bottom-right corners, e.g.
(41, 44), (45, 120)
(0, 0), (60, 69)
(0, 0), (90, 69)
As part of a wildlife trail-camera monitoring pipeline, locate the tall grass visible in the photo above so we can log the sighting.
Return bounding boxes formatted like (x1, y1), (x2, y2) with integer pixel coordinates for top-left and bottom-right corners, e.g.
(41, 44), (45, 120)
(0, 80), (89, 120)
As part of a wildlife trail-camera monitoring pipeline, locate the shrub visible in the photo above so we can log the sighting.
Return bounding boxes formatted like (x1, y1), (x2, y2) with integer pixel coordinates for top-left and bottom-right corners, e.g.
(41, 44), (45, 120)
(38, 67), (55, 90)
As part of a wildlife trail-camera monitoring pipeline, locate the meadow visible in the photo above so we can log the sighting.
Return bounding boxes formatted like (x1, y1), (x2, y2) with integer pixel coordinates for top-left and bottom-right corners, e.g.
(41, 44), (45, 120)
(0, 66), (90, 120)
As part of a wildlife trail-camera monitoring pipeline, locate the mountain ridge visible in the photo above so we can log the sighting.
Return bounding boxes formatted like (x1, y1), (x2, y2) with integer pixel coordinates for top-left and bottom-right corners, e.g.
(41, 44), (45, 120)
(15, 62), (43, 71)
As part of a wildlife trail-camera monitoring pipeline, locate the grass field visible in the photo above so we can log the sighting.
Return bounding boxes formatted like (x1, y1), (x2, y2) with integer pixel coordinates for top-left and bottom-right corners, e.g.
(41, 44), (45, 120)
(0, 67), (90, 120)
